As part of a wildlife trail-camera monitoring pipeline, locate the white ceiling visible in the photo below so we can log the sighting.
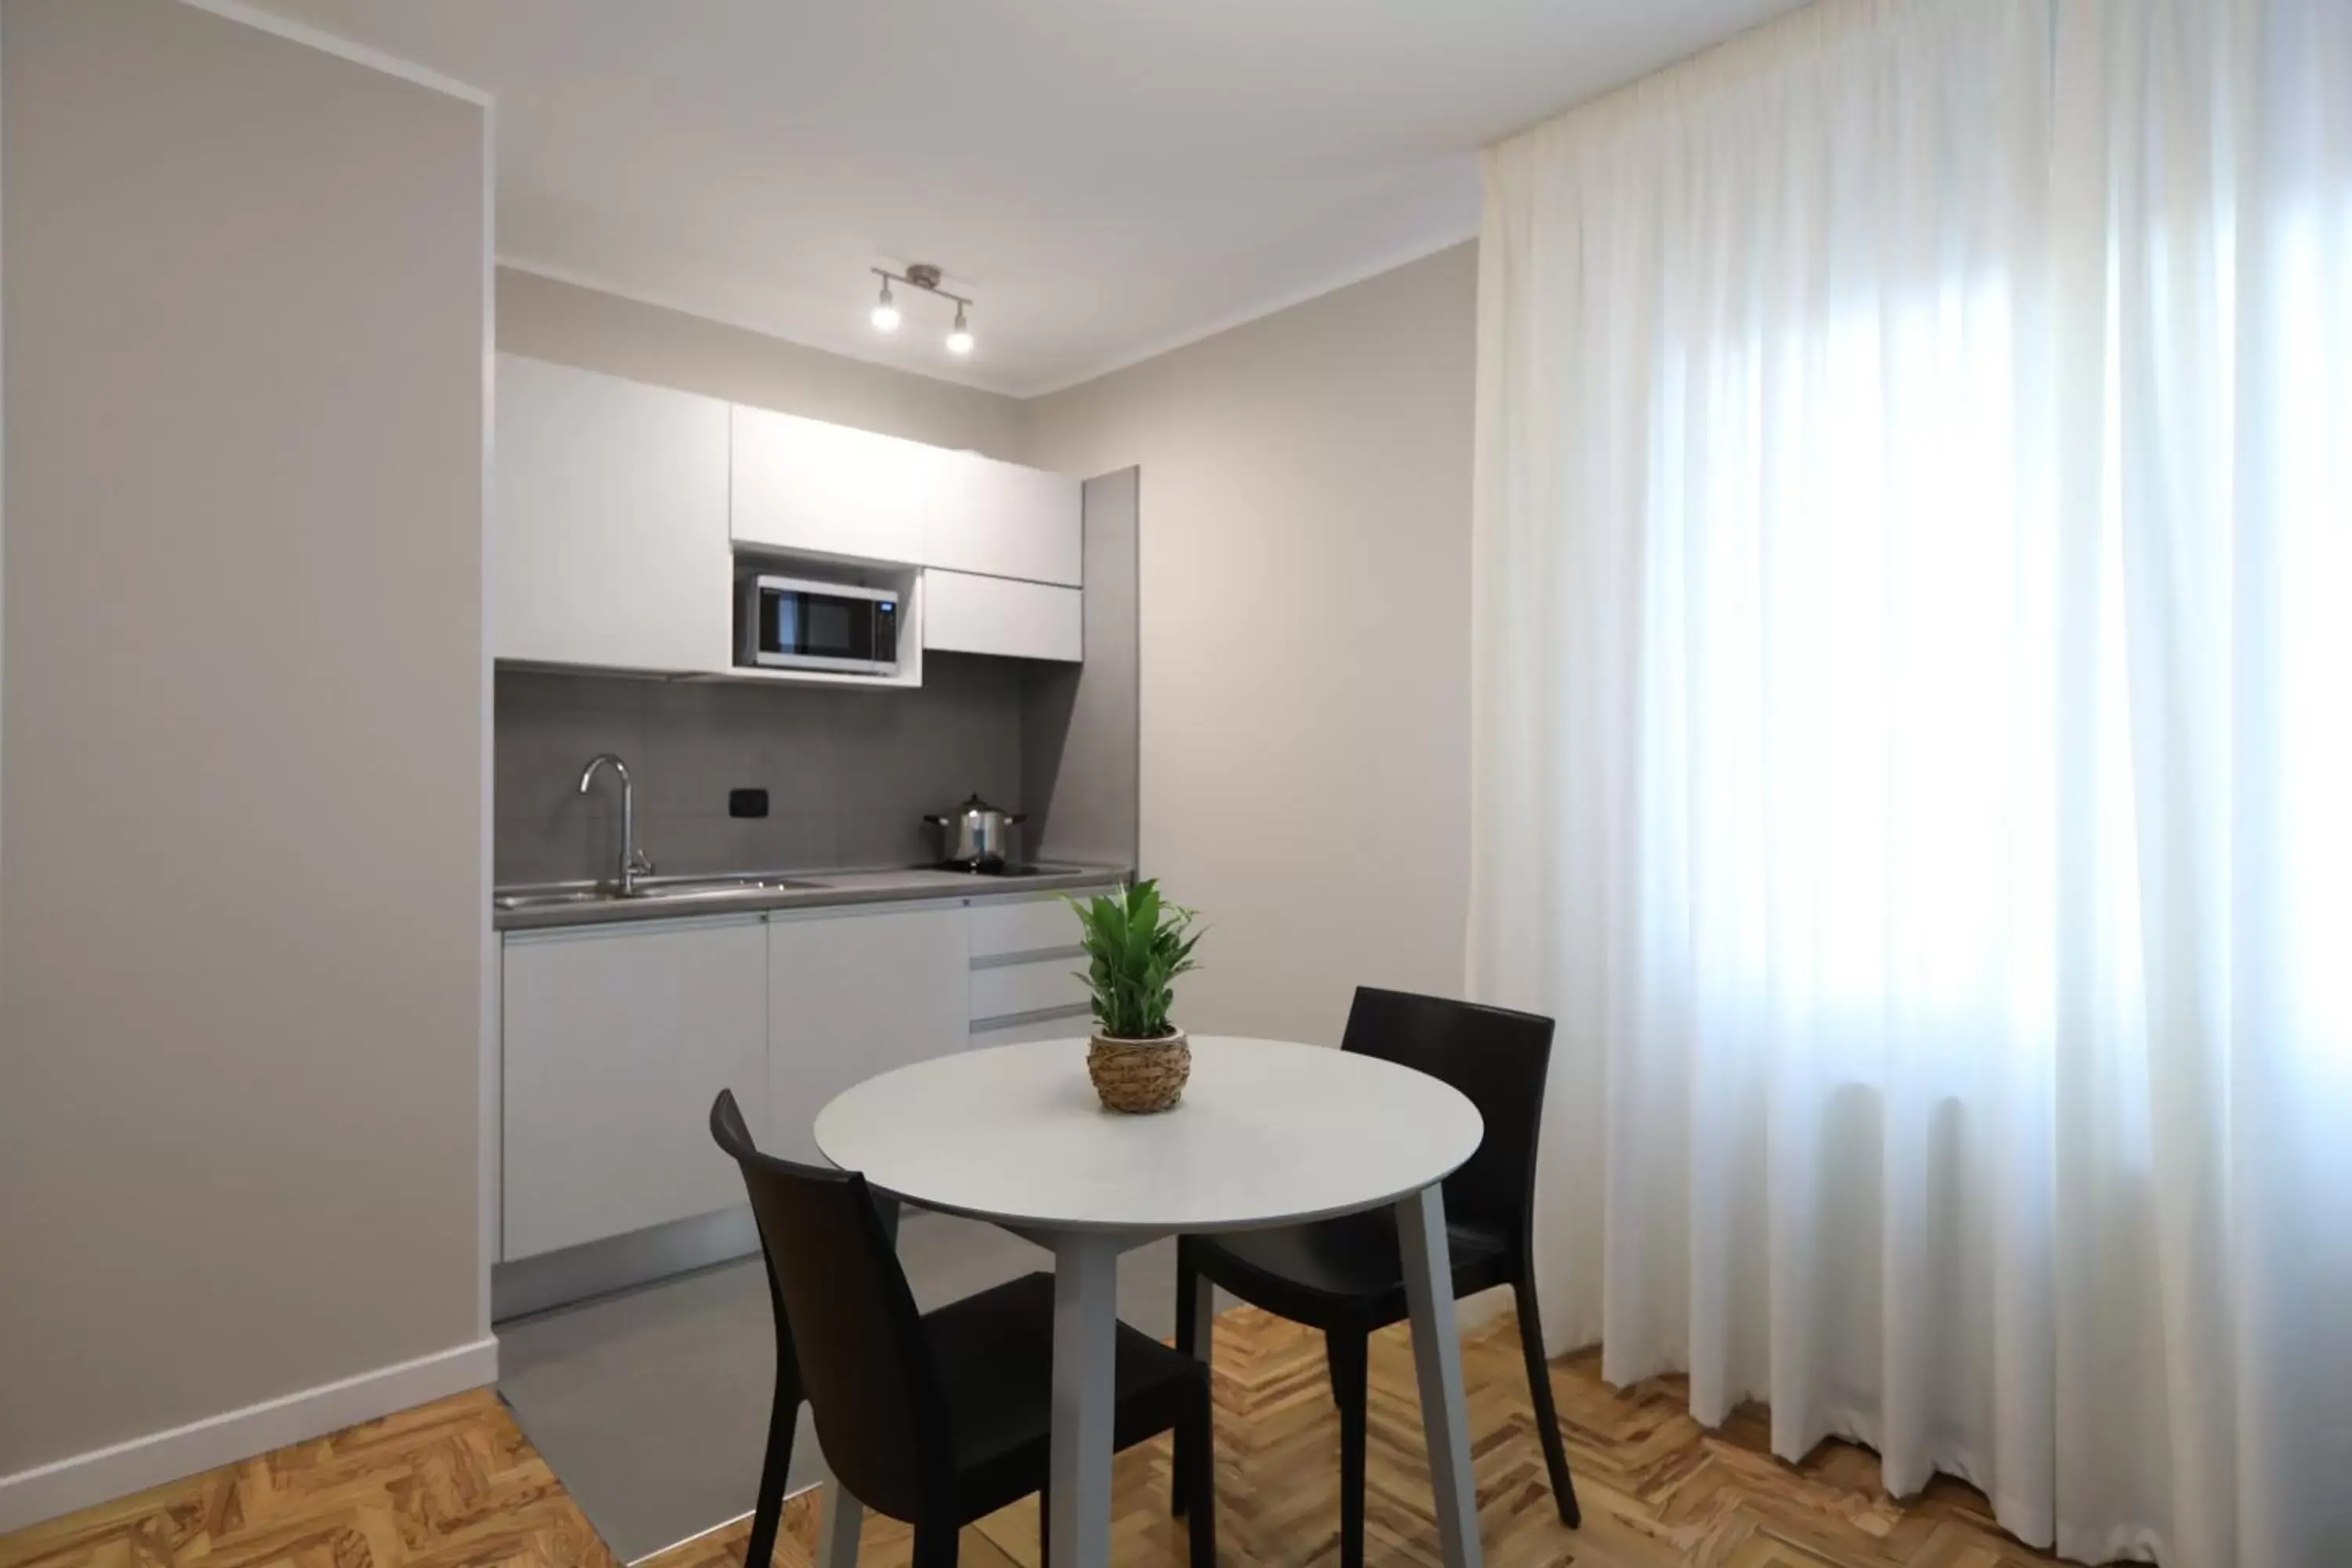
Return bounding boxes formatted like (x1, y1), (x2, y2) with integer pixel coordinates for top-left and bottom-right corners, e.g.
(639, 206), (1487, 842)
(250, 0), (1801, 397)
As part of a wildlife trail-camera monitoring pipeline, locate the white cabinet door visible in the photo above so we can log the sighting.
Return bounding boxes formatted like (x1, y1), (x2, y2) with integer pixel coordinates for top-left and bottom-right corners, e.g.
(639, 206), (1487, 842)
(768, 905), (969, 1163)
(731, 404), (945, 564)
(503, 917), (768, 1260)
(924, 569), (1083, 662)
(926, 453), (1083, 586)
(494, 354), (731, 673)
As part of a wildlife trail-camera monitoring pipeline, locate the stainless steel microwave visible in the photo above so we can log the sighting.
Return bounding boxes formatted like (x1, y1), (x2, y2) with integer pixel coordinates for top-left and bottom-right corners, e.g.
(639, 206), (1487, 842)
(738, 574), (901, 677)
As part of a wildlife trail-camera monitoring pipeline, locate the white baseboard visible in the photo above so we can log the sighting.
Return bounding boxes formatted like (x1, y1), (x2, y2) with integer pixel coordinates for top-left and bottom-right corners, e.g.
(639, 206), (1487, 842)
(0, 1336), (499, 1535)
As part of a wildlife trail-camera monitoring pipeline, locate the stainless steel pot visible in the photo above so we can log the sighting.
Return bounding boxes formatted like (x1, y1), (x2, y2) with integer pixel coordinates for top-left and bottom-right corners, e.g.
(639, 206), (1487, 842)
(922, 793), (1026, 869)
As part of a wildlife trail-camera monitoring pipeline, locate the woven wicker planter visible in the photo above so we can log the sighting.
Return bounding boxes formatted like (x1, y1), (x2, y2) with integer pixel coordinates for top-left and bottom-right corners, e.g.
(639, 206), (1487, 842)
(1087, 1028), (1190, 1114)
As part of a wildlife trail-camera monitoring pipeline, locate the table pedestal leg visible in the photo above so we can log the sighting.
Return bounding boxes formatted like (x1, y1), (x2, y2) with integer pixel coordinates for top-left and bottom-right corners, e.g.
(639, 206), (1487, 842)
(1397, 1182), (1482, 1568)
(814, 1449), (863, 1568)
(815, 1196), (898, 1568)
(1048, 1233), (1120, 1568)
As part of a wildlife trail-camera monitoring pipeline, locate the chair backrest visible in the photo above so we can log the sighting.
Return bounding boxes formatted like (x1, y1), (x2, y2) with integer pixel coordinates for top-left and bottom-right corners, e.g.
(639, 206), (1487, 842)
(709, 1090), (949, 1520)
(1338, 988), (1555, 1243)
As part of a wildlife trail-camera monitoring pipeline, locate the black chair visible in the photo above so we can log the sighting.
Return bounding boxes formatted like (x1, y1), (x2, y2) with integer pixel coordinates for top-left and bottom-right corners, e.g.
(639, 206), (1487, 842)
(710, 1090), (1217, 1568)
(1171, 988), (1578, 1567)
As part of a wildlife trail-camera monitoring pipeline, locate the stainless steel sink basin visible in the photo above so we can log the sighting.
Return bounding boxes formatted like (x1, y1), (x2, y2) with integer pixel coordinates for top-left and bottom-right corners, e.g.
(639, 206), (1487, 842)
(492, 887), (618, 911)
(636, 876), (829, 898)
(492, 876), (829, 913)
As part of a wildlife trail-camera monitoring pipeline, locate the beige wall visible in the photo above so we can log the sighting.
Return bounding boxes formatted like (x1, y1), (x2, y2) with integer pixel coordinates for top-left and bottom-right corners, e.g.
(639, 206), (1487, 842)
(0, 0), (488, 1499)
(1022, 243), (1479, 1047)
(499, 269), (1027, 462)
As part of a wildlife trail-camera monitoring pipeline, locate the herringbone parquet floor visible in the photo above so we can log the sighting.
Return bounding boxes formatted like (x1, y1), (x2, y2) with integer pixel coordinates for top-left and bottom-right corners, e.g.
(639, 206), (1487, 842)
(0, 1307), (2082, 1568)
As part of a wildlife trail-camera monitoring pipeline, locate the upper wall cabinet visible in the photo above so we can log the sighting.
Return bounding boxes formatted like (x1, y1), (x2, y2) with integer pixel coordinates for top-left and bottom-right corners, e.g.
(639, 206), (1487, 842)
(926, 452), (1083, 586)
(495, 355), (731, 673)
(731, 404), (950, 564)
(732, 405), (1083, 586)
(495, 358), (1087, 677)
(925, 570), (1083, 662)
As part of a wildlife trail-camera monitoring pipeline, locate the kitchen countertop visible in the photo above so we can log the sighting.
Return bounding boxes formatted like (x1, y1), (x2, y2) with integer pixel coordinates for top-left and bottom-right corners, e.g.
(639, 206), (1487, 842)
(494, 862), (1132, 933)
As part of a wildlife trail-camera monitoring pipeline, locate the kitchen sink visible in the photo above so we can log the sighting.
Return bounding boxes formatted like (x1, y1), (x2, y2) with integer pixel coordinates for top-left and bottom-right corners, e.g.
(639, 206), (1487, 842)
(638, 876), (829, 898)
(492, 887), (617, 911)
(493, 876), (829, 912)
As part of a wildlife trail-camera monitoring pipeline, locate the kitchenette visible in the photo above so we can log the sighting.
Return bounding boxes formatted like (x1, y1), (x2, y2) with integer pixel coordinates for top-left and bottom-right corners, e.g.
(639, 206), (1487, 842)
(488, 353), (1139, 1321)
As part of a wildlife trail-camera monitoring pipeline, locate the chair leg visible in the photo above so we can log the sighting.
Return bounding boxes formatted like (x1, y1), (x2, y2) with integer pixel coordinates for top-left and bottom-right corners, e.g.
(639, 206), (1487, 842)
(1512, 1276), (1581, 1528)
(1176, 1245), (1200, 1356)
(1172, 1247), (1213, 1518)
(1037, 1479), (1049, 1567)
(910, 1520), (959, 1568)
(741, 1380), (797, 1568)
(1327, 1327), (1369, 1568)
(1182, 1381), (1217, 1568)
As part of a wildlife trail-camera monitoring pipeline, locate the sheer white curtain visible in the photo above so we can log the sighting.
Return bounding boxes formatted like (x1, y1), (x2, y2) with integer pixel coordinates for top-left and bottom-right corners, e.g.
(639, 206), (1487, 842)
(1468, 1), (2351, 1563)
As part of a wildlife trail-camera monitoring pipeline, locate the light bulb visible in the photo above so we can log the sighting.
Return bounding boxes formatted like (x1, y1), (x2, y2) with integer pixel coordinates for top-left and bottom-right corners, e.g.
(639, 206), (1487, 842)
(945, 303), (974, 355)
(869, 278), (899, 333)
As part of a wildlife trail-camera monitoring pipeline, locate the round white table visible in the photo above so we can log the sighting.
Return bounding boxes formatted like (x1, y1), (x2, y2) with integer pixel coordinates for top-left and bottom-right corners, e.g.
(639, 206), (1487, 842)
(812, 1036), (1488, 1568)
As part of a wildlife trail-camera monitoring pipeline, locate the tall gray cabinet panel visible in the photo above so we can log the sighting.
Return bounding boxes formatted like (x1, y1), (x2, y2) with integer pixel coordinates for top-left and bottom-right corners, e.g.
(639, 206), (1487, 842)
(1022, 466), (1140, 869)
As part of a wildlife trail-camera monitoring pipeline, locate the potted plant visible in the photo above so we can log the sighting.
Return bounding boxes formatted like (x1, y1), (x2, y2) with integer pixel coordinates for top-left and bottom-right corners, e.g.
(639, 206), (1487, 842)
(1069, 880), (1203, 1113)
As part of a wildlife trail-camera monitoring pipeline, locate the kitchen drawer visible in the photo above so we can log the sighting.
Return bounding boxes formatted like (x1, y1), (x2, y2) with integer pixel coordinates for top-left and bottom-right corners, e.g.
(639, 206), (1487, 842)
(971, 956), (1091, 1023)
(968, 890), (1109, 958)
(969, 1007), (1094, 1050)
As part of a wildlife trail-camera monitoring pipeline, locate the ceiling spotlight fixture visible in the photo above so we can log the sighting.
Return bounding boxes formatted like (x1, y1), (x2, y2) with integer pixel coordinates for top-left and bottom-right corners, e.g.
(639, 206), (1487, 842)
(869, 263), (975, 357)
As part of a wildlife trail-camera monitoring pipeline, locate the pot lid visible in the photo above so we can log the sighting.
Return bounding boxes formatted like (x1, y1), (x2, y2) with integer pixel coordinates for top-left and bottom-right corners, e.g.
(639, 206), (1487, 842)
(948, 792), (1014, 817)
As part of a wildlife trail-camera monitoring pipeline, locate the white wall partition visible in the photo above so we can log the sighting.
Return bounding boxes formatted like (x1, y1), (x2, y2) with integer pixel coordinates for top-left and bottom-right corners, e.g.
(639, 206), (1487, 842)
(0, 0), (492, 1527)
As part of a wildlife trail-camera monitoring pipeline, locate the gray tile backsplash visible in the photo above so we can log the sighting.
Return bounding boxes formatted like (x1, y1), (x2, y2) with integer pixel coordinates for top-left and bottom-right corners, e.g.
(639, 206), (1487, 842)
(495, 659), (1025, 885)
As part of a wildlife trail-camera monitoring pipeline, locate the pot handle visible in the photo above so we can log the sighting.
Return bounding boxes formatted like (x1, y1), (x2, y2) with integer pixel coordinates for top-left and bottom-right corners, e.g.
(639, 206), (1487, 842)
(920, 814), (949, 826)
(1007, 812), (1029, 824)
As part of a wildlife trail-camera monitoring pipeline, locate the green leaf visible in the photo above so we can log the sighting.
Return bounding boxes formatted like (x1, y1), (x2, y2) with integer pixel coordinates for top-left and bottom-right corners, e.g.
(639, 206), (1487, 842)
(1064, 878), (1203, 1037)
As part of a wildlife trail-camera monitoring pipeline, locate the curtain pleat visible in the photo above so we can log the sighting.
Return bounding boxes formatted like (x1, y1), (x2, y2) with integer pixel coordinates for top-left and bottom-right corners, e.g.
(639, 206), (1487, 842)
(1469, 2), (2352, 1562)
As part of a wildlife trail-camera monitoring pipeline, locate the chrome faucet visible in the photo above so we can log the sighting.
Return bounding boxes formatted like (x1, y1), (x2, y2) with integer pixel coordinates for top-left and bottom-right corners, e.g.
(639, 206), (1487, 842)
(578, 753), (654, 895)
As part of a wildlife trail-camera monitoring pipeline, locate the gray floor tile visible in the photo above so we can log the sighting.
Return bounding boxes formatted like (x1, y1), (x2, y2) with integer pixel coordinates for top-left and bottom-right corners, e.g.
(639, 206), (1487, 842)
(496, 1211), (1201, 1563)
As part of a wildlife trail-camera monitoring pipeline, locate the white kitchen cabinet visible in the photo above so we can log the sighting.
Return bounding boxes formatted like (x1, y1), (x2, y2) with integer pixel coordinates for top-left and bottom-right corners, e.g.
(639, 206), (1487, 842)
(970, 959), (1092, 1022)
(767, 904), (970, 1161)
(968, 889), (1101, 957)
(970, 1011), (1096, 1050)
(494, 354), (731, 673)
(502, 916), (768, 1261)
(966, 887), (1112, 1047)
(926, 452), (1083, 586)
(731, 404), (947, 564)
(924, 568), (1083, 662)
